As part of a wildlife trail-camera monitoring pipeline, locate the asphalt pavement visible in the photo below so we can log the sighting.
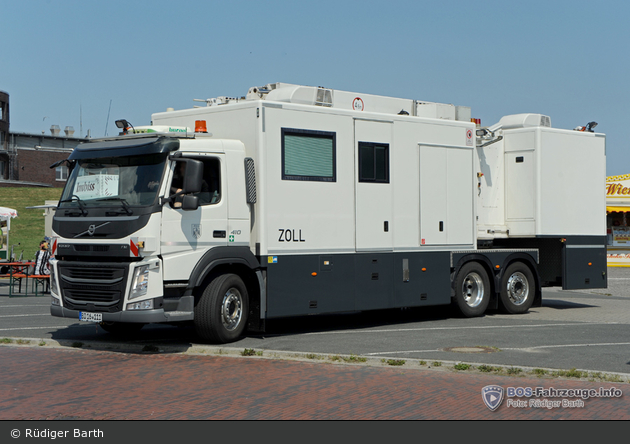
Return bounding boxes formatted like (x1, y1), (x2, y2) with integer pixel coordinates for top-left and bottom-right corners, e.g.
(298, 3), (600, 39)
(1, 267), (629, 376)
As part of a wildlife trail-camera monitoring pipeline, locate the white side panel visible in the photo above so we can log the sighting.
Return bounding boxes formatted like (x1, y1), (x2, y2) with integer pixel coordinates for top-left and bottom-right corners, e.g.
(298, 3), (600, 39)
(263, 107), (356, 254)
(355, 119), (393, 251)
(504, 130), (536, 236)
(420, 145), (447, 245)
(505, 151), (535, 220)
(539, 130), (606, 236)
(392, 121), (420, 249)
(420, 144), (475, 247)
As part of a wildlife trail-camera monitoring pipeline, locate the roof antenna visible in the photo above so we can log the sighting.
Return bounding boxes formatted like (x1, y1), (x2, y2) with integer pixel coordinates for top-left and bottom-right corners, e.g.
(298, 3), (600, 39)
(104, 99), (112, 137)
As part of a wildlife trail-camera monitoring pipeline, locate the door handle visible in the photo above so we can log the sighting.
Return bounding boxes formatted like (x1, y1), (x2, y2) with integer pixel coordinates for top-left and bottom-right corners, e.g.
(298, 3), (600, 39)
(213, 231), (226, 238)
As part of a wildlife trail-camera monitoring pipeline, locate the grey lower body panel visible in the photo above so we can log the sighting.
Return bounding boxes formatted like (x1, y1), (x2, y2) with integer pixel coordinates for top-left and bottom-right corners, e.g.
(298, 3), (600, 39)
(264, 251), (452, 318)
(490, 235), (607, 290)
(563, 244), (607, 290)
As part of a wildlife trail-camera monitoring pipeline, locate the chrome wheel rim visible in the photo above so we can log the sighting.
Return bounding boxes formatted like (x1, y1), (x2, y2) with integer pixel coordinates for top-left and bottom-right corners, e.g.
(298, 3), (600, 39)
(462, 272), (485, 308)
(506, 272), (529, 305)
(221, 288), (243, 331)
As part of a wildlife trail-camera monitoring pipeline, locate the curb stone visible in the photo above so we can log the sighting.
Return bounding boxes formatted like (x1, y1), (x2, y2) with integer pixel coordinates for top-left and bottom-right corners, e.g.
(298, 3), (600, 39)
(2, 336), (629, 384)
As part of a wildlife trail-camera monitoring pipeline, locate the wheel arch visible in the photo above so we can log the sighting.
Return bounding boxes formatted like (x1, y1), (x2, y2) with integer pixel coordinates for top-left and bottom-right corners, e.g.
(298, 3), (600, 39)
(189, 246), (263, 331)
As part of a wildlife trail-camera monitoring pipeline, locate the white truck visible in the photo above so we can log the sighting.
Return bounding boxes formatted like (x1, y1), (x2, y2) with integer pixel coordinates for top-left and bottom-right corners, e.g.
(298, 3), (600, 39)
(49, 82), (607, 343)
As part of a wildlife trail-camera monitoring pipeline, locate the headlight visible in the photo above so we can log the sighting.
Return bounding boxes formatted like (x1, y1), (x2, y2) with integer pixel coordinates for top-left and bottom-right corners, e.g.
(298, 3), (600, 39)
(129, 265), (149, 300)
(50, 264), (59, 296)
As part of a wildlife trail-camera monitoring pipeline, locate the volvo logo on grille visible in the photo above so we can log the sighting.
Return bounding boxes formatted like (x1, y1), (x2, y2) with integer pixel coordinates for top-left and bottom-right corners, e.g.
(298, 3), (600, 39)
(74, 222), (111, 238)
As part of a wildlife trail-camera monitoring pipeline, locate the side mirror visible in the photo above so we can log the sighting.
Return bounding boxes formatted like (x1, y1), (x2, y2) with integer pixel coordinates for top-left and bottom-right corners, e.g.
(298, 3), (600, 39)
(180, 195), (199, 211)
(162, 158), (205, 207)
(182, 159), (203, 194)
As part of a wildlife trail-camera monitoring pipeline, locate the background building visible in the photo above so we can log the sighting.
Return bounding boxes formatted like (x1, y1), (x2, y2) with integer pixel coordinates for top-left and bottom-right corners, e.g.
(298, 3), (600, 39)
(0, 91), (9, 177)
(0, 90), (83, 188)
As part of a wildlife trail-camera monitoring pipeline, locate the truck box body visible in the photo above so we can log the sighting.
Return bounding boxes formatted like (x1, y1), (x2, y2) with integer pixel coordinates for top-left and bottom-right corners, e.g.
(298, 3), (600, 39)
(49, 83), (607, 342)
(477, 126), (606, 238)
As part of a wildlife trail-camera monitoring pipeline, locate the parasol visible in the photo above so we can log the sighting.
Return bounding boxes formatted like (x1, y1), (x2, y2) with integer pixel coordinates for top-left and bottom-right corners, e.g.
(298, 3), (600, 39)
(0, 207), (18, 219)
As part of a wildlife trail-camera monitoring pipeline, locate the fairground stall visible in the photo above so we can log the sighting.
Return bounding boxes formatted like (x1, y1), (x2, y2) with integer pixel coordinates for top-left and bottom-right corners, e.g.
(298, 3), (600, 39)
(606, 174), (630, 266)
(0, 206), (18, 260)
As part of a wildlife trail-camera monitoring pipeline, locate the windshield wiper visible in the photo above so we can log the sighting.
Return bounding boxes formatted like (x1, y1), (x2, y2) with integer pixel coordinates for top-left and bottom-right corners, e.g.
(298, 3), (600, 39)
(96, 197), (133, 215)
(59, 195), (88, 216)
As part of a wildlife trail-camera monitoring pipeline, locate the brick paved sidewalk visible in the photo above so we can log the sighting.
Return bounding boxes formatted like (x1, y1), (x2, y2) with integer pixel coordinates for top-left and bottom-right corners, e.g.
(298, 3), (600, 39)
(0, 347), (628, 420)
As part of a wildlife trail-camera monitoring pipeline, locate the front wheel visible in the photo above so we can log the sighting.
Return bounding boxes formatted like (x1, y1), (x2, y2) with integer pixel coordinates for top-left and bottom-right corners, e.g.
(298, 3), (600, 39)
(499, 262), (535, 314)
(453, 262), (491, 317)
(194, 274), (249, 343)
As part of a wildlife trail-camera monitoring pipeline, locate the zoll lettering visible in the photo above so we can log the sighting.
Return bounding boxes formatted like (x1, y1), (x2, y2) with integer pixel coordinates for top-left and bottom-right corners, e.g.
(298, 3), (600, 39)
(278, 229), (306, 243)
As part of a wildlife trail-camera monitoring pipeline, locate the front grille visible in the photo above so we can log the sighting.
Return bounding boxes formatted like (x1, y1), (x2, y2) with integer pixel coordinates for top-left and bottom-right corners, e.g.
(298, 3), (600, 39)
(63, 267), (123, 282)
(65, 289), (119, 302)
(58, 262), (128, 313)
(73, 244), (110, 252)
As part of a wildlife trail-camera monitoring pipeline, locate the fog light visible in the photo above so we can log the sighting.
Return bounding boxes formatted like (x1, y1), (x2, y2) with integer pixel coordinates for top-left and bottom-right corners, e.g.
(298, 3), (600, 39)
(127, 299), (154, 311)
(51, 296), (60, 306)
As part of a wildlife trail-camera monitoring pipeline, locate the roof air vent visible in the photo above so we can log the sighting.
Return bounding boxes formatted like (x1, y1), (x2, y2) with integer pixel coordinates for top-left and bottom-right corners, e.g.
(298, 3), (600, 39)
(315, 87), (333, 107)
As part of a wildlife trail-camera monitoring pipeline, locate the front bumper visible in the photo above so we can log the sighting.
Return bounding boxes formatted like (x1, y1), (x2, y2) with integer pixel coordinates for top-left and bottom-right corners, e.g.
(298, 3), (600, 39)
(50, 295), (195, 323)
(51, 305), (174, 323)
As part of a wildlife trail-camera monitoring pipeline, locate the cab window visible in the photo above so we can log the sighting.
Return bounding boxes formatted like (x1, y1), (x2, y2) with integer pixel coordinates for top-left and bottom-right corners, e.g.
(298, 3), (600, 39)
(170, 157), (221, 206)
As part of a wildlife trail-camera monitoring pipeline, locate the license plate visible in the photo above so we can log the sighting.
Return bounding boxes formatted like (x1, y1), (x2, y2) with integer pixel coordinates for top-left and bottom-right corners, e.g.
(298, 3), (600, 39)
(79, 312), (102, 323)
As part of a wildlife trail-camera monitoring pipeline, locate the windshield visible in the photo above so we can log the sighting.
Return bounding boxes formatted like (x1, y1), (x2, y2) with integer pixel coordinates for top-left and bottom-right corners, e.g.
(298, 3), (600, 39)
(59, 153), (167, 209)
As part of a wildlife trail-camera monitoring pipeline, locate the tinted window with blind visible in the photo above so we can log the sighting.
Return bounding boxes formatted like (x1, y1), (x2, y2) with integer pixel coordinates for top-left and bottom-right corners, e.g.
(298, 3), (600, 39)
(359, 142), (389, 183)
(282, 128), (336, 182)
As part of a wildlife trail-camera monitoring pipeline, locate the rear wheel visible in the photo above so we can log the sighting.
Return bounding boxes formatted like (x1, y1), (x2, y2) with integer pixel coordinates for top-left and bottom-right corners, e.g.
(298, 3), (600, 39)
(454, 262), (490, 317)
(499, 262), (535, 314)
(194, 274), (249, 343)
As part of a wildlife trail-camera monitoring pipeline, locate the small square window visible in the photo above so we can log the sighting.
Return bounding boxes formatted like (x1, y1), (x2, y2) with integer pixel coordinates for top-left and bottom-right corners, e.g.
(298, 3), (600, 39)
(56, 165), (68, 181)
(359, 142), (389, 183)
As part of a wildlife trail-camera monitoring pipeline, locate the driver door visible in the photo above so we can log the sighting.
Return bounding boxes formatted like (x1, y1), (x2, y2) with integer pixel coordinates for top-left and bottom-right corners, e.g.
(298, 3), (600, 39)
(161, 155), (227, 281)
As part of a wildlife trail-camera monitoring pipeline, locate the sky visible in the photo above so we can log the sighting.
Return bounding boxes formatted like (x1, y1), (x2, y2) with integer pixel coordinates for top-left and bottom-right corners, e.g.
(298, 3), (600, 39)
(2, 0), (629, 175)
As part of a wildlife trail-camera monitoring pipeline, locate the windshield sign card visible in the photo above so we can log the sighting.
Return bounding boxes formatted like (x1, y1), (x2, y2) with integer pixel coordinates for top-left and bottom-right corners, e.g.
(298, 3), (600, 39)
(74, 175), (119, 200)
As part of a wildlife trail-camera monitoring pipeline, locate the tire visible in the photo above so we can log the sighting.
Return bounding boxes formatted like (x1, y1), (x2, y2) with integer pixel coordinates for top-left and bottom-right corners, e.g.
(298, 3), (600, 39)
(99, 321), (144, 336)
(499, 262), (535, 314)
(194, 274), (249, 344)
(453, 262), (491, 317)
